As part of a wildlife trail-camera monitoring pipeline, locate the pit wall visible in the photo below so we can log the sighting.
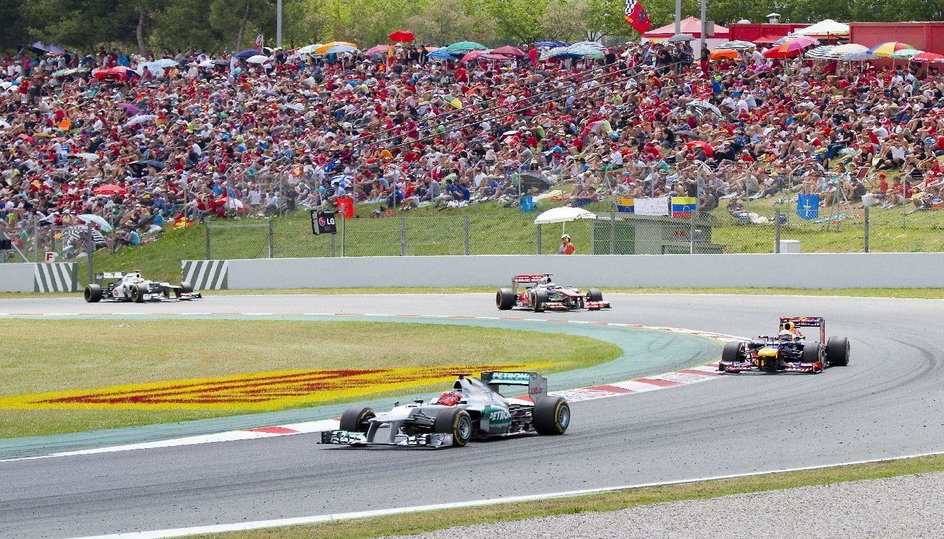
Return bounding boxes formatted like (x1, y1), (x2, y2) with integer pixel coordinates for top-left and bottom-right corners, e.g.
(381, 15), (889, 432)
(200, 253), (944, 290)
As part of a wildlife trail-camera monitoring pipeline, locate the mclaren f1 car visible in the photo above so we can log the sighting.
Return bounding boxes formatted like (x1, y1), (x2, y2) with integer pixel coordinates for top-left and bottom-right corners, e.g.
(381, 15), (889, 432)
(496, 273), (610, 312)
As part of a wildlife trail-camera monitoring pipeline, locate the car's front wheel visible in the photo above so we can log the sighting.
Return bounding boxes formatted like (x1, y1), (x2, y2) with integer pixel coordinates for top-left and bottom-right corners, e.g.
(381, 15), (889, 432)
(339, 406), (375, 433)
(130, 285), (146, 303)
(802, 342), (823, 373)
(434, 408), (473, 447)
(84, 284), (103, 303)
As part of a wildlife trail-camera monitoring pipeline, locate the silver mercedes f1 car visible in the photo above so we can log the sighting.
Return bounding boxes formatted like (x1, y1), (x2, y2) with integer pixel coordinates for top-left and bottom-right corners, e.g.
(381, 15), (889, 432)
(321, 371), (570, 448)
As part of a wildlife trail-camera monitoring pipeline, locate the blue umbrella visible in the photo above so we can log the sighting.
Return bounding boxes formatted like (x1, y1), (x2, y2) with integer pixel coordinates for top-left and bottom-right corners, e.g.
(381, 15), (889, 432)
(233, 49), (259, 59)
(537, 41), (568, 48)
(427, 48), (453, 60)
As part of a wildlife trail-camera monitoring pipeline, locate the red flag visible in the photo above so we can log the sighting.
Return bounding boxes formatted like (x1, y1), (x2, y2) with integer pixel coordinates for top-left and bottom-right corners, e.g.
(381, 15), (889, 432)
(255, 33), (264, 52)
(624, 0), (651, 34)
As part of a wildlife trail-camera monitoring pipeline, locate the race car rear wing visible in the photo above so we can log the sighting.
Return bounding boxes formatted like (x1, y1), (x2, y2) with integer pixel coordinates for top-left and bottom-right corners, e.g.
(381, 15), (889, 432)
(512, 274), (551, 284)
(95, 272), (126, 281)
(780, 316), (826, 342)
(481, 371), (548, 397)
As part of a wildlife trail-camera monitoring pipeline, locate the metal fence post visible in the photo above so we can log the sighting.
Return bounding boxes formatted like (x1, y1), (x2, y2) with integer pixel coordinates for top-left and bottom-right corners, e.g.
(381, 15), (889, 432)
(267, 218), (274, 258)
(400, 216), (407, 256)
(330, 233), (336, 257)
(864, 205), (870, 253)
(689, 215), (695, 254)
(204, 220), (212, 260)
(34, 221), (40, 263)
(86, 222), (94, 284)
(774, 211), (781, 253)
(902, 178), (908, 228)
(463, 214), (470, 255)
(536, 224), (542, 255)
(340, 213), (345, 257)
(609, 212), (616, 254)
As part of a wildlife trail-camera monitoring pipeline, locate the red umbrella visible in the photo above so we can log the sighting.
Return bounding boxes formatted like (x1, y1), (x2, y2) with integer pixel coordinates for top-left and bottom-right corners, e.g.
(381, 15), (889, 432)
(764, 36), (817, 59)
(92, 67), (134, 81)
(685, 141), (714, 158)
(388, 30), (415, 43)
(492, 45), (526, 58)
(93, 184), (127, 196)
(913, 52), (944, 64)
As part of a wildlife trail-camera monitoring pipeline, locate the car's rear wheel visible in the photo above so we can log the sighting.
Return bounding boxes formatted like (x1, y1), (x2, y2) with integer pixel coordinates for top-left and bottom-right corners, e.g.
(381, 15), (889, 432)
(532, 289), (548, 312)
(534, 396), (570, 435)
(826, 337), (850, 367)
(130, 285), (145, 303)
(434, 408), (473, 447)
(587, 288), (603, 302)
(496, 288), (516, 310)
(721, 341), (744, 363)
(339, 406), (375, 433)
(802, 342), (823, 372)
(84, 284), (103, 303)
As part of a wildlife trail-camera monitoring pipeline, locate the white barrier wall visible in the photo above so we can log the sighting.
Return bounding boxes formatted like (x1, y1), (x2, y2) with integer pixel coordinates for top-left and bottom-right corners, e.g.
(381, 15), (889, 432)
(224, 253), (944, 289)
(0, 264), (40, 293)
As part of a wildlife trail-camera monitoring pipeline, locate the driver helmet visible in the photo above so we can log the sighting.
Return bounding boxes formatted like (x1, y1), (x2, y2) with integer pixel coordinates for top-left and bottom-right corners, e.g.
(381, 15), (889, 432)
(539, 275), (552, 285)
(781, 320), (795, 333)
(778, 330), (794, 342)
(436, 390), (462, 406)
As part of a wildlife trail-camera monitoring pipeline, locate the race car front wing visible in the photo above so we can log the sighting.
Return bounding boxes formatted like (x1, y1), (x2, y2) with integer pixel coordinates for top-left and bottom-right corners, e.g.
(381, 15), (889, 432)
(719, 360), (824, 374)
(320, 430), (454, 448)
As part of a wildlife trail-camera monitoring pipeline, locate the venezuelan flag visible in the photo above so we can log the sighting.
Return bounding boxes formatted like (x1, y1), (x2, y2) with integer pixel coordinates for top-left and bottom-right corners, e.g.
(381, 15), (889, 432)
(671, 196), (697, 218)
(617, 197), (634, 213)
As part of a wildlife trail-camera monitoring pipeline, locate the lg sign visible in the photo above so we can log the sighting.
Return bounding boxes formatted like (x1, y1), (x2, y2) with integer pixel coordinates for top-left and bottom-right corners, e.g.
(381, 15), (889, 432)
(310, 210), (337, 235)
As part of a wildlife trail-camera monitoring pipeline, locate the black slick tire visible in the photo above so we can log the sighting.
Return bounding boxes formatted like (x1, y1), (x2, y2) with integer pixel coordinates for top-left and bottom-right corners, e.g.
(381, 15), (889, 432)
(532, 288), (548, 312)
(339, 406), (375, 433)
(587, 288), (603, 301)
(826, 337), (850, 367)
(721, 341), (744, 362)
(533, 396), (570, 435)
(131, 285), (145, 303)
(434, 408), (473, 447)
(84, 284), (103, 303)
(496, 288), (516, 310)
(802, 342), (823, 372)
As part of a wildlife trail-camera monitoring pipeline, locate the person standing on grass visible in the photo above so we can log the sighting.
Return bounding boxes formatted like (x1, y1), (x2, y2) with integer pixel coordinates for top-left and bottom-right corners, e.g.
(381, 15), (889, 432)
(558, 234), (575, 255)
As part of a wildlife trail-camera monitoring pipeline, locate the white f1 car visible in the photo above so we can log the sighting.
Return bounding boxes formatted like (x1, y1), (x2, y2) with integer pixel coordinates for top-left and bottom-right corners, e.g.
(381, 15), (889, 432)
(84, 271), (201, 303)
(321, 371), (570, 448)
(496, 273), (610, 312)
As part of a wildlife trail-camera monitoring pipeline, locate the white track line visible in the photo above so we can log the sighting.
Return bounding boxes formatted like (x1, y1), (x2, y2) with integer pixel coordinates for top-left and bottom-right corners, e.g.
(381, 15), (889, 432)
(78, 450), (944, 539)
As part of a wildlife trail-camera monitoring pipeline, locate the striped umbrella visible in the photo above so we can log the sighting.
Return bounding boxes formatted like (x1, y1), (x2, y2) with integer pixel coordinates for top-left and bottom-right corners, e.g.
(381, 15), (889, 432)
(806, 45), (837, 60)
(718, 40), (756, 51)
(888, 48), (924, 60)
(912, 52), (944, 64)
(867, 42), (915, 58)
(764, 36), (819, 59)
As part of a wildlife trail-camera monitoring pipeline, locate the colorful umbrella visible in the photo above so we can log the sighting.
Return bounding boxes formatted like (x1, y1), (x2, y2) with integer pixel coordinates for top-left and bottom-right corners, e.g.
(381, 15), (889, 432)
(913, 52), (944, 64)
(492, 45), (526, 57)
(867, 42), (915, 57)
(363, 44), (391, 57)
(315, 42), (359, 55)
(446, 41), (487, 51)
(888, 48), (924, 60)
(709, 49), (739, 60)
(764, 36), (818, 59)
(441, 95), (462, 109)
(388, 30), (415, 43)
(297, 44), (323, 55)
(92, 67), (134, 81)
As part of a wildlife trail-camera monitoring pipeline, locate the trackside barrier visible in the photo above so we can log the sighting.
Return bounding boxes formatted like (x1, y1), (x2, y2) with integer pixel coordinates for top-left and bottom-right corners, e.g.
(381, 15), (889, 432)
(181, 260), (229, 290)
(34, 263), (78, 292)
(218, 253), (944, 290)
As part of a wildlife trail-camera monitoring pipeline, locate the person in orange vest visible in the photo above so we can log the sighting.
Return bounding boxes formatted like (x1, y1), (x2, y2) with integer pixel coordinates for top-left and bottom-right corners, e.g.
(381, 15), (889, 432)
(558, 234), (575, 255)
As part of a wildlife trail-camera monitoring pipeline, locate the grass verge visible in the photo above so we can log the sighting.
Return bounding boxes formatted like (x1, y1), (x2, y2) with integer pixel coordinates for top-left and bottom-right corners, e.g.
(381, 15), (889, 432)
(0, 319), (619, 438)
(206, 453), (944, 539)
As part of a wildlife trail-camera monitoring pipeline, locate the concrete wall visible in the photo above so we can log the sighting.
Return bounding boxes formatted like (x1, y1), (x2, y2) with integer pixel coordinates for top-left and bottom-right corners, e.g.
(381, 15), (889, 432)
(225, 253), (944, 289)
(0, 264), (38, 293)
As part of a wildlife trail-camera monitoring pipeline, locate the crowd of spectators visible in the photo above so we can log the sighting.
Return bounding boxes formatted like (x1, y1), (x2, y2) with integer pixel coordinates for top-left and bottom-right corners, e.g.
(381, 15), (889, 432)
(1, 38), (943, 259)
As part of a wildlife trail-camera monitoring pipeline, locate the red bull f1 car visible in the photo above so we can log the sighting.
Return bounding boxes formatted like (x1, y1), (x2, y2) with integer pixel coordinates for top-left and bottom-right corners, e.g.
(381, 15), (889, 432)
(321, 371), (570, 448)
(496, 274), (610, 312)
(718, 317), (850, 374)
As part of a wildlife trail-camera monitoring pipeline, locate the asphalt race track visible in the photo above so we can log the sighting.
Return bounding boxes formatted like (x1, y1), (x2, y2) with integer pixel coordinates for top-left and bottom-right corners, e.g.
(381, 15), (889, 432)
(2, 293), (943, 538)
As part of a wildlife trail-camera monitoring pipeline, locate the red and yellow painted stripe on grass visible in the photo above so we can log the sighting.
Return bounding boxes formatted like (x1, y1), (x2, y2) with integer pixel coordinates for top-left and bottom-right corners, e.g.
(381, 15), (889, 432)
(0, 363), (555, 411)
